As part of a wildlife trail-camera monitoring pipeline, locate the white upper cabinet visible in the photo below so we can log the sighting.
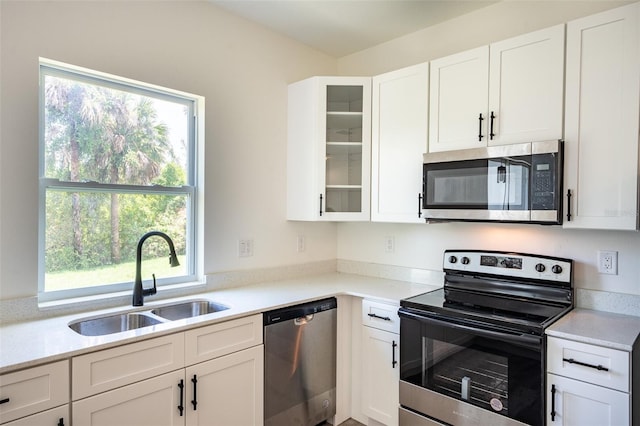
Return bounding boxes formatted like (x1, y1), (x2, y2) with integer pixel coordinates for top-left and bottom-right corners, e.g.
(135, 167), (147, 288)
(488, 24), (565, 145)
(429, 46), (489, 152)
(371, 63), (429, 223)
(428, 25), (565, 152)
(287, 76), (371, 221)
(563, 2), (640, 230)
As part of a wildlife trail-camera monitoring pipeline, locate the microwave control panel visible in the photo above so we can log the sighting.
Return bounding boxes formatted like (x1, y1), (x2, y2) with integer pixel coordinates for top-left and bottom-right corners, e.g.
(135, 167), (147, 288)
(531, 152), (559, 210)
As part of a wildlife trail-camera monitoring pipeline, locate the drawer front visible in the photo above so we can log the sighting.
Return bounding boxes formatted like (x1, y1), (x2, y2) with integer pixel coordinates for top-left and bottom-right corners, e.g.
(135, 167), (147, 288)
(547, 336), (629, 392)
(185, 314), (263, 365)
(399, 407), (446, 425)
(3, 404), (68, 426)
(72, 333), (184, 400)
(0, 360), (69, 424)
(362, 299), (400, 334)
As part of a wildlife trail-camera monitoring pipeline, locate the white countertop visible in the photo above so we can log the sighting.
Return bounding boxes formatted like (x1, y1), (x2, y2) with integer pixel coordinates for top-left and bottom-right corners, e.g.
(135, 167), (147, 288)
(546, 308), (640, 352)
(0, 272), (438, 374)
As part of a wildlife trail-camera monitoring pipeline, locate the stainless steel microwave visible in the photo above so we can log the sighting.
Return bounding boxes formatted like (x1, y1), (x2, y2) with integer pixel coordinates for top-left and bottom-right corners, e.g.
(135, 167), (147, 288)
(422, 140), (563, 224)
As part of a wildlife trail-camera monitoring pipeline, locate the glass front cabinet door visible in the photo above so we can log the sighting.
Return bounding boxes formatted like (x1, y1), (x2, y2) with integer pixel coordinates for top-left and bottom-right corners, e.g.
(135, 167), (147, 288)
(287, 76), (371, 221)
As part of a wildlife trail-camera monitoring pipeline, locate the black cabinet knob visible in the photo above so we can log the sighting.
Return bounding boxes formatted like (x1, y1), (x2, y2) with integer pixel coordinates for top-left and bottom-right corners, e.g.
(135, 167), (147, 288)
(552, 265), (563, 274)
(535, 263), (546, 272)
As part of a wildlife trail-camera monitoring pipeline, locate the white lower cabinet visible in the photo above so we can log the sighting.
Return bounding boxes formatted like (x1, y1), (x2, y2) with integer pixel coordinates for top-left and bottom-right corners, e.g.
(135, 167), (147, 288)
(185, 345), (263, 426)
(546, 374), (629, 426)
(361, 300), (400, 426)
(72, 370), (184, 426)
(546, 336), (633, 426)
(73, 346), (264, 426)
(72, 314), (264, 426)
(0, 360), (69, 425)
(2, 405), (68, 426)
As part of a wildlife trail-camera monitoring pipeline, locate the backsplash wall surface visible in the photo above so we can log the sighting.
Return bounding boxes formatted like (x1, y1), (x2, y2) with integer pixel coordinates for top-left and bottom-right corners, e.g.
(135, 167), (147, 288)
(337, 222), (640, 297)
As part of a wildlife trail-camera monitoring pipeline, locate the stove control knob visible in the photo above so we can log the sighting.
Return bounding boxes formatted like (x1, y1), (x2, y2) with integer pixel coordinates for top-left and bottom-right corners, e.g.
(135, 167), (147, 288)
(448, 255), (458, 264)
(552, 265), (563, 274)
(535, 263), (546, 273)
(461, 256), (470, 265)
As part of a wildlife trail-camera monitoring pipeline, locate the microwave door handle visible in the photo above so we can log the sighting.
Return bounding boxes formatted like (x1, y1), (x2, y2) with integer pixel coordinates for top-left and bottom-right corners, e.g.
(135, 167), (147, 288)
(399, 310), (541, 349)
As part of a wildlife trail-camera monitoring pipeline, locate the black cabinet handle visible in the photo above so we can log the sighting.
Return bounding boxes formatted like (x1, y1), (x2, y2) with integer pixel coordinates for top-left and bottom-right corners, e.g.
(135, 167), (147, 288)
(478, 113), (484, 141)
(566, 190), (572, 221)
(191, 374), (198, 410)
(392, 340), (398, 368)
(563, 357), (609, 371)
(319, 194), (323, 217)
(0, 398), (9, 405)
(550, 384), (556, 421)
(490, 111), (496, 140)
(178, 379), (184, 416)
(57, 418), (65, 426)
(368, 313), (391, 321)
(418, 193), (422, 218)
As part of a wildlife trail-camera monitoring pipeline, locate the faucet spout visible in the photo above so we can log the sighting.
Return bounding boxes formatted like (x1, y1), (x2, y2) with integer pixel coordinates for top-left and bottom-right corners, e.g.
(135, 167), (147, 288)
(133, 231), (180, 307)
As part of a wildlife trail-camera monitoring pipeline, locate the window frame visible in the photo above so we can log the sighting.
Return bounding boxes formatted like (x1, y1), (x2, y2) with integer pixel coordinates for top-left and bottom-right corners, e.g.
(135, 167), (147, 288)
(38, 58), (204, 303)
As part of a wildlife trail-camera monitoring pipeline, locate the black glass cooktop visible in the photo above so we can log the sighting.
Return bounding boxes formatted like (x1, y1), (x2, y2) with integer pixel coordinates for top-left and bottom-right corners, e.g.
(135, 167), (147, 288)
(401, 287), (572, 335)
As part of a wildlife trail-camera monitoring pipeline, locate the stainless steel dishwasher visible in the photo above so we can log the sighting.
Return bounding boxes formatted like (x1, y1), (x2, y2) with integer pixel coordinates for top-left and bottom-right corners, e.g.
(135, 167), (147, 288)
(264, 297), (337, 426)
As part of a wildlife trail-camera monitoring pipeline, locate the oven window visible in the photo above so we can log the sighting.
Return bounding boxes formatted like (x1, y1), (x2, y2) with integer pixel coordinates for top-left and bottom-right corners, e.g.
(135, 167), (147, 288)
(400, 316), (542, 425)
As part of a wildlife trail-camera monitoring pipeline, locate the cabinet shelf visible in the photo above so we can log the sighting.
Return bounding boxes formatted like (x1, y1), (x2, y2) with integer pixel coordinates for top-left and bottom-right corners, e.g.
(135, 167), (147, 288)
(326, 185), (362, 189)
(326, 142), (362, 146)
(326, 111), (363, 116)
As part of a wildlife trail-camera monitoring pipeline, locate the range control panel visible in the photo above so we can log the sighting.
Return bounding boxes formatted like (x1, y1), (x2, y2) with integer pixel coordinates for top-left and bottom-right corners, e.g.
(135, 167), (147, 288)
(443, 250), (572, 284)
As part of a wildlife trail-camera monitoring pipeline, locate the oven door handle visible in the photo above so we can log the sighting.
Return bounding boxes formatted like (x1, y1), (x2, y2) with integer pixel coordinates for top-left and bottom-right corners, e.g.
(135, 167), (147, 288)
(399, 310), (542, 349)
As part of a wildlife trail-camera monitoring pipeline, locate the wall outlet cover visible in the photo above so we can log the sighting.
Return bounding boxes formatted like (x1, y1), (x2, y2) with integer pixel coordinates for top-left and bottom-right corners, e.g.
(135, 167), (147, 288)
(597, 250), (618, 275)
(239, 239), (254, 257)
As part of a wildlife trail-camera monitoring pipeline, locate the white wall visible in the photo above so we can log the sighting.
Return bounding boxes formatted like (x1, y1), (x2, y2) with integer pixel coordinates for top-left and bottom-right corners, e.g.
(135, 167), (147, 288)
(338, 0), (632, 76)
(336, 1), (640, 297)
(0, 0), (337, 300)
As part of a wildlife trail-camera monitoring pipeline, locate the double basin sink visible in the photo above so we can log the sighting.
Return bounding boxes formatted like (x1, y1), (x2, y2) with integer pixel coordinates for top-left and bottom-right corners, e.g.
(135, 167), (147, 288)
(69, 299), (229, 337)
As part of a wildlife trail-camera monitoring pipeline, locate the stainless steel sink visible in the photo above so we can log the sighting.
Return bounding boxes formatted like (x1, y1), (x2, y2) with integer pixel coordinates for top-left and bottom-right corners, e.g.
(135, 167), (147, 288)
(69, 312), (163, 336)
(151, 300), (229, 321)
(69, 299), (230, 336)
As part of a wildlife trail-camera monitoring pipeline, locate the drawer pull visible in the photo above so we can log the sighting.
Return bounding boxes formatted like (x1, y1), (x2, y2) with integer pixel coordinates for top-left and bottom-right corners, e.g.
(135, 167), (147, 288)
(563, 357), (609, 371)
(489, 111), (496, 140)
(550, 384), (556, 421)
(0, 398), (9, 405)
(57, 418), (65, 426)
(392, 340), (398, 368)
(368, 313), (391, 321)
(178, 379), (184, 416)
(191, 374), (198, 410)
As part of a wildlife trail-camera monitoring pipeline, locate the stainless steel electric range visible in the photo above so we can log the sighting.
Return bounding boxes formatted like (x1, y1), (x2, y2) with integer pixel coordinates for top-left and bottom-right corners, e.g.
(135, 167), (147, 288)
(398, 250), (573, 426)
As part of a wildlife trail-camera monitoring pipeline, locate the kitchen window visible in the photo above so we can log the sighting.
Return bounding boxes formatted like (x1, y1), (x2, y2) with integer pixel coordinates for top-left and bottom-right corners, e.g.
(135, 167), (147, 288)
(38, 58), (203, 302)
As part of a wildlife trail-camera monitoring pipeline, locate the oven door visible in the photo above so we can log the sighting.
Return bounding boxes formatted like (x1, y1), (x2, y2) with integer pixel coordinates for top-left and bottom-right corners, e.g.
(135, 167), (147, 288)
(399, 309), (543, 426)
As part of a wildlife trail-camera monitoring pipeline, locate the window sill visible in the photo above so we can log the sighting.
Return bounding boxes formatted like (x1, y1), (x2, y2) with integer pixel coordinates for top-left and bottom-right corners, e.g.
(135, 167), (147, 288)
(35, 281), (207, 317)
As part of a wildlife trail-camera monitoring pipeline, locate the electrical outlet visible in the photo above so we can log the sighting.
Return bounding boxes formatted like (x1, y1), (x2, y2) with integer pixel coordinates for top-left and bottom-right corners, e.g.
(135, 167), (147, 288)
(238, 239), (253, 257)
(297, 235), (306, 252)
(384, 236), (395, 253)
(597, 250), (618, 275)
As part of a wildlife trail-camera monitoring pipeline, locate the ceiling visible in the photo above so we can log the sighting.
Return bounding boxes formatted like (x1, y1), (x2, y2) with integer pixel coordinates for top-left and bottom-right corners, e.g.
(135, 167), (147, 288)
(210, 0), (499, 57)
